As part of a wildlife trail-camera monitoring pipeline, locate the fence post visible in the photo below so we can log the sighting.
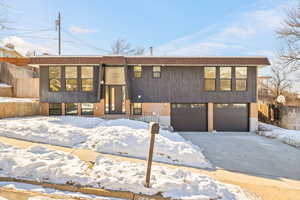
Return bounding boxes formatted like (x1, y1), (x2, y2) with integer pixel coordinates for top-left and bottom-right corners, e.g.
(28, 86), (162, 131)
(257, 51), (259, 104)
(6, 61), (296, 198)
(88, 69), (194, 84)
(144, 122), (159, 188)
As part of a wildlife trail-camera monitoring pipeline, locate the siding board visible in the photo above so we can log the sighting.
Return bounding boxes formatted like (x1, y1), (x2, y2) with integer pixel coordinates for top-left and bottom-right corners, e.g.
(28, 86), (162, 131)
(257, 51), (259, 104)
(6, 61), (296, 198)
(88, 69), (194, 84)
(129, 66), (257, 103)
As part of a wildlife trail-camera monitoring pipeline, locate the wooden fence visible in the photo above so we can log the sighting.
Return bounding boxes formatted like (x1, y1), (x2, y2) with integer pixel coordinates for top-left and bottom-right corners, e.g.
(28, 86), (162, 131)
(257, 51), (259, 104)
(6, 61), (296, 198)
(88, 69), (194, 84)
(13, 78), (39, 98)
(0, 102), (40, 118)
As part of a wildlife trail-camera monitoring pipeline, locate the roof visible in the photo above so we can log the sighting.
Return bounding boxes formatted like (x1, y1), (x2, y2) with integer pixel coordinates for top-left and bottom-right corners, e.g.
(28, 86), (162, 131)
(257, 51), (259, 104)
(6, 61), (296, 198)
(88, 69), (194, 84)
(28, 56), (270, 66)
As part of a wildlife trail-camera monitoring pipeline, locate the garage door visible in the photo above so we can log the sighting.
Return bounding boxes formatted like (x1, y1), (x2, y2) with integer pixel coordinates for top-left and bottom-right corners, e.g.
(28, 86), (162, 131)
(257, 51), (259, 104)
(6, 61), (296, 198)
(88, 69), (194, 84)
(171, 103), (207, 131)
(214, 104), (249, 132)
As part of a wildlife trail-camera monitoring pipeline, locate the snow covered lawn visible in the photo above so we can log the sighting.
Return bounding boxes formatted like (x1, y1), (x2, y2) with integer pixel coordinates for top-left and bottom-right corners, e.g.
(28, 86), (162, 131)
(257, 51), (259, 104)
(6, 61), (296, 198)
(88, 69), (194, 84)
(0, 97), (38, 102)
(0, 182), (122, 200)
(0, 116), (211, 168)
(258, 122), (300, 148)
(0, 143), (256, 200)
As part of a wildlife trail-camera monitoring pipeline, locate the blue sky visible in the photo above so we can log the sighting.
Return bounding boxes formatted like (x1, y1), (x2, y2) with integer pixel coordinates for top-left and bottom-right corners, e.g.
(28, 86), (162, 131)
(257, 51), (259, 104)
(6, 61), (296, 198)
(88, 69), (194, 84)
(0, 0), (296, 64)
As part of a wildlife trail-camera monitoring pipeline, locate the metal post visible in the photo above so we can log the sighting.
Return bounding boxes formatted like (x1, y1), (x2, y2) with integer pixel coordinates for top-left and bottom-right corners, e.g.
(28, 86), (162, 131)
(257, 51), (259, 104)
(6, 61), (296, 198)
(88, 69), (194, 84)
(145, 122), (159, 188)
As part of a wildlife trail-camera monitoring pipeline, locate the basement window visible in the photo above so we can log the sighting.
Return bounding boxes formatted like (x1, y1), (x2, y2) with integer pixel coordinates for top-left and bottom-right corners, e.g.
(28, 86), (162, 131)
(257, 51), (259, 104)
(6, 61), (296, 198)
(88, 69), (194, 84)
(65, 103), (78, 115)
(134, 65), (142, 78)
(152, 66), (161, 78)
(81, 103), (94, 115)
(49, 103), (61, 115)
(49, 66), (61, 92)
(133, 103), (142, 115)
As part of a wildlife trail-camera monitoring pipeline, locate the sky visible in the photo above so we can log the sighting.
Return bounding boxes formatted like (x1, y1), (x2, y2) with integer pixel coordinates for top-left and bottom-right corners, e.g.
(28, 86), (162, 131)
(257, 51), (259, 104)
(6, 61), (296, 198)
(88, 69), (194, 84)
(0, 0), (297, 73)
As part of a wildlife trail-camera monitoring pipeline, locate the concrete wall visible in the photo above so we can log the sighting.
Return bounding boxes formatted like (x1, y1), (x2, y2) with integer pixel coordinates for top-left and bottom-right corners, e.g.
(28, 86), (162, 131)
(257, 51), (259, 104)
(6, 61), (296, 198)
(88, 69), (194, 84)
(14, 78), (39, 98)
(280, 106), (300, 130)
(0, 102), (40, 118)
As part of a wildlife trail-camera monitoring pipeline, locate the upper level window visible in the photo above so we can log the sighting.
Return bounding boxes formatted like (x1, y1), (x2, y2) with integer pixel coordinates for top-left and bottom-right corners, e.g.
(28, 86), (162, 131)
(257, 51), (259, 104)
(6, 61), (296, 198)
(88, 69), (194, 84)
(49, 66), (61, 92)
(236, 67), (247, 91)
(204, 67), (216, 91)
(152, 66), (161, 78)
(134, 65), (142, 78)
(65, 66), (78, 92)
(81, 66), (93, 92)
(220, 67), (232, 91)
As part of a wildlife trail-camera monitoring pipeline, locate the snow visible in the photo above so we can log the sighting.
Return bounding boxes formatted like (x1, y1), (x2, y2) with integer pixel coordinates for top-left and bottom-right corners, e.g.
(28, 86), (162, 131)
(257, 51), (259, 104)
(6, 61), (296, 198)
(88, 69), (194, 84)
(0, 116), (211, 168)
(258, 122), (300, 148)
(0, 197), (8, 200)
(0, 83), (12, 88)
(0, 97), (37, 102)
(0, 182), (122, 200)
(0, 143), (256, 200)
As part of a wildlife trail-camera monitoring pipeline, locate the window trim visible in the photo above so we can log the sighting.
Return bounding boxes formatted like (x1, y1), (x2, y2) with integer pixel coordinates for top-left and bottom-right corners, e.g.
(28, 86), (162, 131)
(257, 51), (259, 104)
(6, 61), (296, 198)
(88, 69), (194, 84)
(65, 103), (78, 115)
(152, 66), (161, 78)
(132, 103), (142, 115)
(235, 67), (248, 91)
(65, 66), (78, 92)
(81, 66), (94, 92)
(81, 103), (94, 116)
(49, 103), (62, 115)
(220, 67), (232, 91)
(48, 66), (62, 92)
(204, 67), (216, 91)
(133, 65), (142, 78)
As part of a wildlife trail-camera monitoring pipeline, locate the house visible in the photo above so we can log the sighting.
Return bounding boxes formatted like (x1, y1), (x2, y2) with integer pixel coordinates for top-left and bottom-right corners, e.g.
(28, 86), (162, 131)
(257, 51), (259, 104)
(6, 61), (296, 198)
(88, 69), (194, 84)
(28, 56), (270, 132)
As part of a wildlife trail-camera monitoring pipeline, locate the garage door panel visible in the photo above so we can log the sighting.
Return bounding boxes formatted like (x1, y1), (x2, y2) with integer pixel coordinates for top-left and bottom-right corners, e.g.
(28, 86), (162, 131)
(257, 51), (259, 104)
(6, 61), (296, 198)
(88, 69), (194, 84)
(214, 104), (248, 132)
(171, 103), (207, 131)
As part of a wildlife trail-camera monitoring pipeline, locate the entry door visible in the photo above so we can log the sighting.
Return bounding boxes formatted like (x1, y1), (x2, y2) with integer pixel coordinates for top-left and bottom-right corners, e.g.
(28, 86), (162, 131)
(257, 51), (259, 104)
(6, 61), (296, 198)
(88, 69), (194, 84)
(106, 86), (124, 114)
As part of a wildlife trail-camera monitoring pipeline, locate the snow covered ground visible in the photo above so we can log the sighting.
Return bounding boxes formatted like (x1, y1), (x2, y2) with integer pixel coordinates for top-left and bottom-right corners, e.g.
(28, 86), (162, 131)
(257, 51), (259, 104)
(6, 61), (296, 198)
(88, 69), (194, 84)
(0, 116), (211, 168)
(0, 83), (12, 88)
(0, 97), (38, 102)
(258, 122), (300, 148)
(0, 182), (122, 200)
(0, 143), (257, 200)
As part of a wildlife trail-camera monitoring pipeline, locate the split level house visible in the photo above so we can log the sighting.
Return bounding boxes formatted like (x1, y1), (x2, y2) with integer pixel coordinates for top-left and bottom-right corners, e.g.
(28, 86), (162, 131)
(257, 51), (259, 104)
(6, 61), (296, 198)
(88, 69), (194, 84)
(28, 56), (270, 132)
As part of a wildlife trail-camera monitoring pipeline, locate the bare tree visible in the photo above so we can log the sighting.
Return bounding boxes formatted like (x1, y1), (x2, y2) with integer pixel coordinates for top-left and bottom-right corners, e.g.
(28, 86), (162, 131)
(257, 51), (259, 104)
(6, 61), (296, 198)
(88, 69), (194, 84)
(267, 63), (294, 104)
(110, 39), (144, 55)
(277, 3), (300, 68)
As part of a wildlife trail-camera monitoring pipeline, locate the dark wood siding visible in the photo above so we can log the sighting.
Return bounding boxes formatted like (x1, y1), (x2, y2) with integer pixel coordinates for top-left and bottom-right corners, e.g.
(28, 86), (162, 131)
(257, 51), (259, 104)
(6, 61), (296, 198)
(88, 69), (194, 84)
(128, 66), (257, 103)
(40, 66), (101, 103)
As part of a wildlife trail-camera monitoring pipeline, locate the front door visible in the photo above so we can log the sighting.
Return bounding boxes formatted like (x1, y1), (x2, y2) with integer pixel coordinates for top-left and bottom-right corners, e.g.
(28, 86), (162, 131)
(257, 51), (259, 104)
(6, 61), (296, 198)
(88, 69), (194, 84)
(105, 85), (125, 114)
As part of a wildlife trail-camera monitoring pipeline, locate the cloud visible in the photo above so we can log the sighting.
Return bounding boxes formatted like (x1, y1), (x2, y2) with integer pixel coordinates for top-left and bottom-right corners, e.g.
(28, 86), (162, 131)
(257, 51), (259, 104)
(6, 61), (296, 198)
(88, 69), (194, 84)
(69, 26), (96, 34)
(156, 0), (290, 57)
(1, 36), (54, 55)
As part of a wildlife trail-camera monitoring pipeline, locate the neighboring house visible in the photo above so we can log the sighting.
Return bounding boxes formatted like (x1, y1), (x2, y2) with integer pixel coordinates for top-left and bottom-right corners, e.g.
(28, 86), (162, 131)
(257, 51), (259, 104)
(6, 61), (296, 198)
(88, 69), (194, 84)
(28, 56), (270, 132)
(0, 46), (23, 58)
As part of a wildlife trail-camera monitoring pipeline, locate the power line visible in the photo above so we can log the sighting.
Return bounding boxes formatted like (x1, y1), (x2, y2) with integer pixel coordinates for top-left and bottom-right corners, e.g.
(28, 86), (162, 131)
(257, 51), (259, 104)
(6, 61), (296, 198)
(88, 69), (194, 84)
(62, 28), (110, 53)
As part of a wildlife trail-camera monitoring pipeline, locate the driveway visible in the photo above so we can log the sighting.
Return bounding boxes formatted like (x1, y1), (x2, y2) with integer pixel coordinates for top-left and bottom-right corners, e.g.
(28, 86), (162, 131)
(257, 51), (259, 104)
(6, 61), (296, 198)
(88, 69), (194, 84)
(180, 132), (300, 180)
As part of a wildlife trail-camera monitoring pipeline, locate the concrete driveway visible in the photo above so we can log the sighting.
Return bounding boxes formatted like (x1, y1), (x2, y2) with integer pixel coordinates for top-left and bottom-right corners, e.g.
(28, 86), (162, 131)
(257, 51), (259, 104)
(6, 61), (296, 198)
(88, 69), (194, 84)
(180, 132), (300, 180)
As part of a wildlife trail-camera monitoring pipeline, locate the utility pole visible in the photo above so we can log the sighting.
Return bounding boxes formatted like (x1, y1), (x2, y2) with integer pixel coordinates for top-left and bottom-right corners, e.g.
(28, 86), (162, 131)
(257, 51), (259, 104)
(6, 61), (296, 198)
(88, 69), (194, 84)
(150, 46), (153, 56)
(55, 12), (61, 55)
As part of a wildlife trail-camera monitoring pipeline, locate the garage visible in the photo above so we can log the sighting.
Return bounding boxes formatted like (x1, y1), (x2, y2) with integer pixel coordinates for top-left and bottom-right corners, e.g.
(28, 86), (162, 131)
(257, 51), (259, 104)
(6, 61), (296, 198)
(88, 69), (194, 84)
(214, 104), (249, 132)
(171, 103), (207, 131)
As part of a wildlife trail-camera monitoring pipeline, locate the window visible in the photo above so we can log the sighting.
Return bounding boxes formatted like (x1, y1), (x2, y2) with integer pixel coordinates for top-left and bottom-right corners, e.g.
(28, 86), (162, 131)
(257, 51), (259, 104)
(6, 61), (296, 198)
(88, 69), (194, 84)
(49, 66), (61, 92)
(236, 67), (247, 91)
(65, 103), (78, 115)
(220, 67), (232, 91)
(133, 103), (142, 115)
(204, 67), (216, 91)
(81, 103), (94, 115)
(134, 65), (142, 78)
(49, 103), (61, 115)
(152, 66), (161, 78)
(65, 66), (77, 92)
(81, 66), (93, 91)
